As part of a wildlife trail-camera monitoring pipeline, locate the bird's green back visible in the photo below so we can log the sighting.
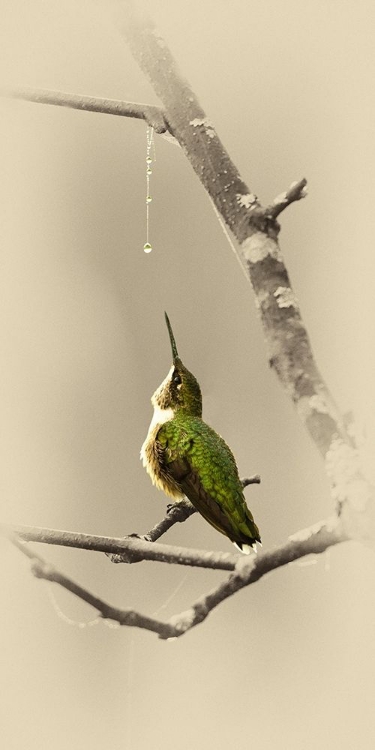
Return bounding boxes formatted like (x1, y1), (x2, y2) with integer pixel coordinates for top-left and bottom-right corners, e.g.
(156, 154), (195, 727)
(157, 413), (260, 548)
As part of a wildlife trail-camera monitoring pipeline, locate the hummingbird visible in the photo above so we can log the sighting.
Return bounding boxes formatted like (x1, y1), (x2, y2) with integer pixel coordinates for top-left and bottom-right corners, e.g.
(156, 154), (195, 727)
(140, 313), (261, 553)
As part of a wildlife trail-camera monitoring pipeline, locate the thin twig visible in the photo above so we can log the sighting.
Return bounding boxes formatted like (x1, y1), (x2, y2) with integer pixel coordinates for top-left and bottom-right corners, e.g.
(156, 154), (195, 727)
(0, 85), (169, 133)
(143, 499), (196, 543)
(241, 474), (261, 488)
(266, 178), (308, 219)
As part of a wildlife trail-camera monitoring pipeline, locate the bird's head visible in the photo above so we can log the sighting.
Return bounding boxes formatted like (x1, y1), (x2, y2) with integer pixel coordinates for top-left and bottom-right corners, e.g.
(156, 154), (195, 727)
(151, 313), (202, 418)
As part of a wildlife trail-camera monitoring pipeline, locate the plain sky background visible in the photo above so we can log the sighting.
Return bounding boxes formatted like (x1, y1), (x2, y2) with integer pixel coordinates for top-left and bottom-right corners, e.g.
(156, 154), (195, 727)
(1, 1), (375, 748)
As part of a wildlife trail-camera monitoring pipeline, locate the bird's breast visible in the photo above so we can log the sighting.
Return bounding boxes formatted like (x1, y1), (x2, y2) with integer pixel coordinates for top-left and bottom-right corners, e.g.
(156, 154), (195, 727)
(140, 407), (182, 500)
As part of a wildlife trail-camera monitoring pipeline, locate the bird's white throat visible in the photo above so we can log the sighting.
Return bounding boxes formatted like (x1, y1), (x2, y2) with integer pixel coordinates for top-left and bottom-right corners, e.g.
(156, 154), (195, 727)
(148, 405), (174, 431)
(140, 404), (174, 466)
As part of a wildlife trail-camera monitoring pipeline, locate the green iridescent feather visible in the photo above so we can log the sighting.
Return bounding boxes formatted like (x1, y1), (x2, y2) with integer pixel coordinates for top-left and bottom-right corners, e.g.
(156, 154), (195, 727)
(157, 414), (261, 549)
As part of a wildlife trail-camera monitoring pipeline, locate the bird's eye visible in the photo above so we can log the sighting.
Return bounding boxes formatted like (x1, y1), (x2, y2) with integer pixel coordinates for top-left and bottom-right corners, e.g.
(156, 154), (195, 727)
(173, 371), (182, 386)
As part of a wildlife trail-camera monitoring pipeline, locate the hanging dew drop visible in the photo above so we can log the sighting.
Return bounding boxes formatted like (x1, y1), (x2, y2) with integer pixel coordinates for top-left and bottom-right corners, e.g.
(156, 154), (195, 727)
(143, 127), (155, 256)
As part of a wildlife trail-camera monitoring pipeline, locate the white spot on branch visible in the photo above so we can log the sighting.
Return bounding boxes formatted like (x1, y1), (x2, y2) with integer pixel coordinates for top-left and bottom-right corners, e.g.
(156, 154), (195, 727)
(273, 191), (288, 206)
(236, 193), (257, 209)
(289, 517), (337, 543)
(255, 290), (270, 309)
(241, 232), (283, 264)
(309, 394), (330, 414)
(325, 437), (372, 511)
(297, 392), (333, 421)
(235, 555), (256, 580)
(190, 117), (213, 128)
(169, 608), (195, 631)
(274, 286), (298, 309)
(190, 117), (216, 139)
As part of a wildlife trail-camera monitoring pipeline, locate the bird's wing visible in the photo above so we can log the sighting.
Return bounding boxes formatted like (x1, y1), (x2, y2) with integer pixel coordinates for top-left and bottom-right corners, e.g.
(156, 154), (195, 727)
(167, 453), (238, 539)
(157, 419), (260, 546)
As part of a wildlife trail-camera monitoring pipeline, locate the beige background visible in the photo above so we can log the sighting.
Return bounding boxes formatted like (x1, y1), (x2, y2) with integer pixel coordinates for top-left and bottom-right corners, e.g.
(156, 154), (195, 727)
(1, 1), (375, 748)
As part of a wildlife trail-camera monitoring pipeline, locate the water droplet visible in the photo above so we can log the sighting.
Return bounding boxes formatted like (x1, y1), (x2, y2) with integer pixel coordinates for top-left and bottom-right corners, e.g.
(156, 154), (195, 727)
(146, 157), (152, 164)
(146, 196), (152, 203)
(143, 242), (152, 253)
(147, 168), (152, 176)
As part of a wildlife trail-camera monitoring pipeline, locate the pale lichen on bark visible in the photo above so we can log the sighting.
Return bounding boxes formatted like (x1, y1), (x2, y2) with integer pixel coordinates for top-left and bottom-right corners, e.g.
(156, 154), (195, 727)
(236, 193), (258, 209)
(325, 437), (373, 514)
(274, 286), (298, 309)
(240, 233), (283, 264)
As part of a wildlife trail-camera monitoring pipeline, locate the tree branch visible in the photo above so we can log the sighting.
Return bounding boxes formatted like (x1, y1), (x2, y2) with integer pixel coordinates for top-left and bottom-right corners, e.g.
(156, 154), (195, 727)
(115, 3), (375, 542)
(6, 517), (348, 639)
(0, 85), (169, 133)
(1, 474), (261, 567)
(143, 498), (196, 543)
(0, 523), (238, 571)
(2, 6), (373, 640)
(7, 533), (175, 638)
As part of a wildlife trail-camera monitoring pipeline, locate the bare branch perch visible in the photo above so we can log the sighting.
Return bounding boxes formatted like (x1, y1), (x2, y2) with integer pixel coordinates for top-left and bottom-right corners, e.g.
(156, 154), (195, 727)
(1, 523), (238, 571)
(0, 85), (168, 133)
(6, 517), (348, 639)
(1, 473), (261, 567)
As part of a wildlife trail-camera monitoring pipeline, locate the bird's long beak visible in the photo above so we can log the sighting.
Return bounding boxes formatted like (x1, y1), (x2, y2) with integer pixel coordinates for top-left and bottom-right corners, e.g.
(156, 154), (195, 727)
(164, 312), (179, 363)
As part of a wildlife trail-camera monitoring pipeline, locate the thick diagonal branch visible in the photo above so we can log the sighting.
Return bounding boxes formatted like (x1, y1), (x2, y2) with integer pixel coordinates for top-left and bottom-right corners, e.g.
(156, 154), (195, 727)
(116, 3), (375, 540)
